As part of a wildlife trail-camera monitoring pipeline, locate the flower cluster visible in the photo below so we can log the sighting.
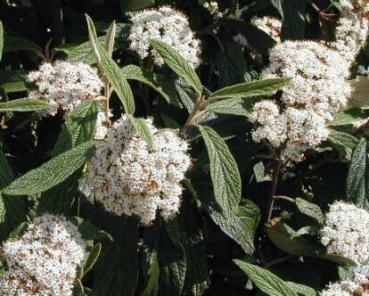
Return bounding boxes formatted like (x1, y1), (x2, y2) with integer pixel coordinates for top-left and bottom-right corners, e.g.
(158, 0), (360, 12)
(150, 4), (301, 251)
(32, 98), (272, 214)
(252, 16), (282, 42)
(128, 6), (201, 68)
(320, 202), (369, 295)
(88, 115), (191, 225)
(0, 214), (86, 296)
(330, 0), (369, 64)
(250, 41), (351, 164)
(27, 61), (103, 116)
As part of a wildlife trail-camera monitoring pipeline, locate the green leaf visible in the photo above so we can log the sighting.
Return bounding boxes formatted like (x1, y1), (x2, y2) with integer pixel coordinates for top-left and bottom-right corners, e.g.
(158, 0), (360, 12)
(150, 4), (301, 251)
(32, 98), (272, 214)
(0, 98), (49, 112)
(51, 101), (99, 156)
(140, 249), (160, 296)
(331, 108), (369, 126)
(69, 217), (113, 242)
(0, 21), (3, 62)
(127, 115), (155, 150)
(234, 260), (298, 296)
(265, 221), (318, 256)
(3, 35), (42, 55)
(291, 226), (319, 239)
(253, 161), (265, 182)
(346, 138), (369, 205)
(327, 130), (359, 160)
(54, 37), (106, 65)
(198, 125), (241, 215)
(150, 39), (202, 95)
(105, 21), (116, 57)
(3, 141), (98, 196)
(205, 97), (257, 117)
(121, 65), (172, 103)
(295, 198), (325, 225)
(126, 0), (155, 10)
(209, 78), (291, 101)
(86, 15), (135, 114)
(83, 243), (102, 276)
(350, 77), (369, 108)
(93, 217), (139, 296)
(319, 254), (357, 266)
(287, 282), (317, 296)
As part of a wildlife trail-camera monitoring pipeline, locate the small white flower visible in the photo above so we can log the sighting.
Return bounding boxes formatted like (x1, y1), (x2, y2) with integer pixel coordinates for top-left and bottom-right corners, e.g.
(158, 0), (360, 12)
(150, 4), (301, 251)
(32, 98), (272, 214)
(0, 214), (86, 296)
(88, 115), (191, 225)
(252, 16), (282, 42)
(128, 6), (201, 68)
(203, 1), (223, 18)
(27, 61), (103, 116)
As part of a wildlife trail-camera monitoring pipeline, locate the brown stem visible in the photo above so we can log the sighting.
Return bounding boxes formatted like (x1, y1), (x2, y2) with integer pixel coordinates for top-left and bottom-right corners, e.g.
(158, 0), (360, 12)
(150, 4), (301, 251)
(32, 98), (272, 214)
(266, 160), (281, 222)
(181, 95), (207, 133)
(274, 195), (295, 204)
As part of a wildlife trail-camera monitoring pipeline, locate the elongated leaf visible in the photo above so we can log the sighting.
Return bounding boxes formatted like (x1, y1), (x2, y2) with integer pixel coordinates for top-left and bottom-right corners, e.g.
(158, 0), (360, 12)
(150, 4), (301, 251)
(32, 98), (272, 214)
(209, 78), (291, 101)
(295, 198), (325, 225)
(287, 282), (317, 296)
(105, 21), (116, 57)
(69, 217), (113, 242)
(121, 65), (172, 103)
(3, 141), (98, 196)
(0, 21), (3, 62)
(83, 243), (102, 276)
(141, 249), (160, 296)
(86, 15), (135, 114)
(0, 98), (49, 112)
(206, 97), (256, 117)
(127, 115), (155, 149)
(346, 138), (369, 205)
(3, 35), (42, 55)
(328, 130), (359, 160)
(150, 39), (202, 95)
(234, 260), (298, 296)
(199, 125), (241, 215)
(331, 108), (369, 126)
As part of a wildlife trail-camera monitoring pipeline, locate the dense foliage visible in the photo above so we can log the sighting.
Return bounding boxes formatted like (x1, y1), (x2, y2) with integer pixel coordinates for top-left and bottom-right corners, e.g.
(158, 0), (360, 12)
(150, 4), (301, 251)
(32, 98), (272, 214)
(1, 0), (369, 295)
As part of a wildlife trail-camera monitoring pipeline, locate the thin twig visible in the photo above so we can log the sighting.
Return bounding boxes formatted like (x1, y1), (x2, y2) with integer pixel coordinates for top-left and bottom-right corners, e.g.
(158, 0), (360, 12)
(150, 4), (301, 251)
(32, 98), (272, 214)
(266, 160), (281, 222)
(273, 195), (295, 204)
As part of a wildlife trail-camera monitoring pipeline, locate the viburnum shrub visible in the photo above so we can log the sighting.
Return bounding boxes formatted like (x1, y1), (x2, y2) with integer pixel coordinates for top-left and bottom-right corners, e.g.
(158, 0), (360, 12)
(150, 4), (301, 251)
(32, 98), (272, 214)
(1, 0), (369, 295)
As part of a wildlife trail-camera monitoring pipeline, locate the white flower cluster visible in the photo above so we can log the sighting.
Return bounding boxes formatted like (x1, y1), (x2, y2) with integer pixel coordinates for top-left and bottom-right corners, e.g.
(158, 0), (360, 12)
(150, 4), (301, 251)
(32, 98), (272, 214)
(0, 214), (86, 296)
(128, 6), (201, 68)
(320, 202), (369, 295)
(330, 0), (369, 64)
(250, 41), (351, 164)
(88, 115), (191, 225)
(203, 1), (223, 19)
(95, 110), (111, 140)
(252, 16), (282, 42)
(27, 61), (103, 116)
(321, 201), (369, 264)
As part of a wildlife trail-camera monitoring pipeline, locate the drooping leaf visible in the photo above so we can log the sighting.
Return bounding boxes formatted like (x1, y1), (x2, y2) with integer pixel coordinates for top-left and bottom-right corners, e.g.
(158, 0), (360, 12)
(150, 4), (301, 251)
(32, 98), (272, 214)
(86, 15), (135, 114)
(3, 141), (99, 196)
(0, 98), (49, 112)
(127, 115), (155, 150)
(3, 35), (42, 55)
(209, 77), (291, 101)
(69, 217), (113, 242)
(234, 260), (298, 296)
(327, 130), (359, 160)
(295, 198), (325, 225)
(0, 21), (3, 62)
(150, 39), (202, 95)
(346, 138), (369, 205)
(198, 125), (241, 214)
(83, 243), (102, 276)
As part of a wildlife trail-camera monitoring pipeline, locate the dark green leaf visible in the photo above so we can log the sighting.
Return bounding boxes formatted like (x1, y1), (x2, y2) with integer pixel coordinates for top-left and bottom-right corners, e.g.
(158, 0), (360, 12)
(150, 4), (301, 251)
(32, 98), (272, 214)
(0, 98), (49, 112)
(69, 217), (113, 241)
(150, 39), (202, 95)
(3, 141), (98, 196)
(209, 78), (291, 101)
(83, 243), (102, 276)
(295, 198), (325, 225)
(234, 260), (298, 296)
(346, 138), (369, 205)
(3, 35), (42, 55)
(126, 0), (155, 11)
(140, 249), (160, 296)
(327, 130), (359, 160)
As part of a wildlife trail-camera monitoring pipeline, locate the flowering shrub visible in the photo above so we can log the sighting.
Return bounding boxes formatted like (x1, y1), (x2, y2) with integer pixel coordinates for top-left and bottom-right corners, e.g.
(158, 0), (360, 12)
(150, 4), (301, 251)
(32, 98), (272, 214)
(1, 0), (369, 295)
